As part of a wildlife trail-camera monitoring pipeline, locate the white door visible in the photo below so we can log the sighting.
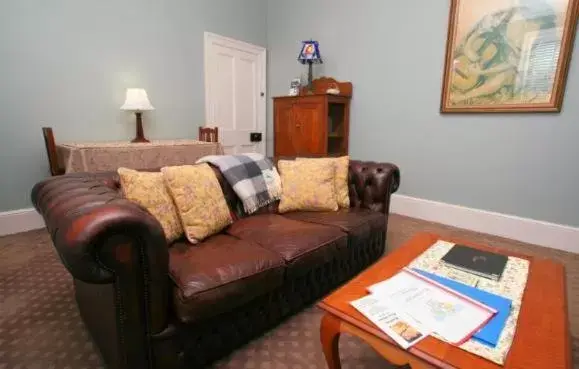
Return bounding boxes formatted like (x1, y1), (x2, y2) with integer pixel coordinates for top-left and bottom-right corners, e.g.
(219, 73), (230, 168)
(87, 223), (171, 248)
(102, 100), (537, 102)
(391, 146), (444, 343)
(204, 32), (266, 155)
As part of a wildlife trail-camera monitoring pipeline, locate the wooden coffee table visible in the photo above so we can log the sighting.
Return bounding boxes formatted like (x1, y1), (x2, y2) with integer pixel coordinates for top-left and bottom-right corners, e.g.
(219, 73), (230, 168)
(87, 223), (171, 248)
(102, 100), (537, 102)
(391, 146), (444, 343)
(318, 232), (571, 369)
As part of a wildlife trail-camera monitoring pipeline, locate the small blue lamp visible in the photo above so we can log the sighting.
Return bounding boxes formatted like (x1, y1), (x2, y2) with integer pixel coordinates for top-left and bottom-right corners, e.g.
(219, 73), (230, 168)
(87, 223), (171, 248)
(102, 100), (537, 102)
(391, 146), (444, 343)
(297, 40), (323, 93)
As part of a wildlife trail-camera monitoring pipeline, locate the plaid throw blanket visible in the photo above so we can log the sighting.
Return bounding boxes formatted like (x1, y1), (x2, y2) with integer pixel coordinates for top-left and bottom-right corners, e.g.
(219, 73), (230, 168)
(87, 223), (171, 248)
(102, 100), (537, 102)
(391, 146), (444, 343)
(196, 153), (281, 214)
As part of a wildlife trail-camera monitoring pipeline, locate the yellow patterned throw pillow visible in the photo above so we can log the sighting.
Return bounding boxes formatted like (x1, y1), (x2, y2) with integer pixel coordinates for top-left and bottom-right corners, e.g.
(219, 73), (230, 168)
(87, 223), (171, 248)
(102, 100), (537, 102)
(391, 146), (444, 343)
(297, 156), (350, 208)
(117, 168), (183, 243)
(161, 164), (232, 244)
(278, 159), (338, 213)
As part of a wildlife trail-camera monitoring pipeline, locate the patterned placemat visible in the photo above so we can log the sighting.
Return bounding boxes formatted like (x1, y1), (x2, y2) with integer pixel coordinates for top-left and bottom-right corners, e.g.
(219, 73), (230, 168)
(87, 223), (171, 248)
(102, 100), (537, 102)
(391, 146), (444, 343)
(407, 240), (530, 365)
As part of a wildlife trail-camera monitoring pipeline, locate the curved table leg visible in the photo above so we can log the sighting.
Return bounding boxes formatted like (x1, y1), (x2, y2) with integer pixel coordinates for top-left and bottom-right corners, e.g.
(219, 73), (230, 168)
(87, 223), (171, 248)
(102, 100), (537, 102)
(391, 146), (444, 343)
(320, 313), (342, 369)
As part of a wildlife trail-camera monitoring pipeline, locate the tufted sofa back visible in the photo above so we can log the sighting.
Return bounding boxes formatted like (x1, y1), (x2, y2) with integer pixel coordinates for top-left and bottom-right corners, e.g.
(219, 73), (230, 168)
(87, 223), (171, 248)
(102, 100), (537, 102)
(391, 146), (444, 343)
(348, 161), (400, 213)
(33, 160), (400, 235)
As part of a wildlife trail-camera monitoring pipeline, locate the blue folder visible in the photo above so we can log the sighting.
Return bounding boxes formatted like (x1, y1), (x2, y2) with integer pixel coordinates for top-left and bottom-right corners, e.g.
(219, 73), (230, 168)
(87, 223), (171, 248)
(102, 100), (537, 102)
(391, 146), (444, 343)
(412, 268), (512, 347)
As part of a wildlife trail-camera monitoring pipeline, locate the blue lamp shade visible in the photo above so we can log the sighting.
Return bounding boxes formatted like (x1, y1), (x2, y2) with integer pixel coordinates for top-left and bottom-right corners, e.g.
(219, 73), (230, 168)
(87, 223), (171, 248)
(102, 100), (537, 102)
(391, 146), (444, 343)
(297, 40), (323, 64)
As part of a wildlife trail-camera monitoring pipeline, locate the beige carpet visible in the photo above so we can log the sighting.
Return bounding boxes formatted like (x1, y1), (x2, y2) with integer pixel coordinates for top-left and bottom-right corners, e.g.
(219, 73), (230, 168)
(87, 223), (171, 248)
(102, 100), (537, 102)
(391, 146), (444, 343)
(0, 214), (577, 368)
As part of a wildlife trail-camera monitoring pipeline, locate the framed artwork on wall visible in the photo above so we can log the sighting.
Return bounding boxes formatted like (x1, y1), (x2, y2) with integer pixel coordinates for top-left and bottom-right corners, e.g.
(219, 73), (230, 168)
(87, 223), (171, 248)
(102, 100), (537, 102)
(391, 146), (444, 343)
(440, 0), (579, 113)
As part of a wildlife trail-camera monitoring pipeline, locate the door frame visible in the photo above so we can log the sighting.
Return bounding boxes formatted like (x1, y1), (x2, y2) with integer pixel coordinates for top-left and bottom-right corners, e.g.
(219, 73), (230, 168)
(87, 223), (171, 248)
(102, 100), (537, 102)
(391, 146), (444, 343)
(204, 31), (267, 154)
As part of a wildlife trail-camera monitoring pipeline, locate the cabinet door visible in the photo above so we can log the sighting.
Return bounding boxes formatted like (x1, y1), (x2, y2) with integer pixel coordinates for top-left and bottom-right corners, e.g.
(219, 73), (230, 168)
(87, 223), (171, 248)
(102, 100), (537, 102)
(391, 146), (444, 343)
(274, 100), (298, 156)
(292, 101), (325, 156)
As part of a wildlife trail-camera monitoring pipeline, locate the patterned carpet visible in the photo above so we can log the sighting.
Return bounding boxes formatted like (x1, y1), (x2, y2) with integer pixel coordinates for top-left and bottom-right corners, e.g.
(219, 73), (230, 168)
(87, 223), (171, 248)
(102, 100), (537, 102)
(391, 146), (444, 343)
(0, 214), (577, 369)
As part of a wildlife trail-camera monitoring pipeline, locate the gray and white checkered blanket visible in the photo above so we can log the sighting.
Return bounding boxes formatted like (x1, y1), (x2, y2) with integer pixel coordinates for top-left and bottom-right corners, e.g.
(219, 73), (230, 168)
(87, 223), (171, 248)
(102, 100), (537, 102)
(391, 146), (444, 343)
(196, 153), (282, 214)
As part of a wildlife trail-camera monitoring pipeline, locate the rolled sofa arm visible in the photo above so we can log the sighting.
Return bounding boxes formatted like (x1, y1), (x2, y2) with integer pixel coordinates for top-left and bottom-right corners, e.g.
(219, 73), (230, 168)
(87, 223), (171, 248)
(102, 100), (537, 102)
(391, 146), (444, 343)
(31, 172), (170, 369)
(31, 172), (168, 283)
(348, 160), (400, 213)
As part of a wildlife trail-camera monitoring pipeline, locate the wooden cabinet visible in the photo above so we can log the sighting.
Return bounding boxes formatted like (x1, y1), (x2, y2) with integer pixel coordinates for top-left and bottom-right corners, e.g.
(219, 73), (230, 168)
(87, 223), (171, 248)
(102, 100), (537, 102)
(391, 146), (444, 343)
(273, 78), (352, 158)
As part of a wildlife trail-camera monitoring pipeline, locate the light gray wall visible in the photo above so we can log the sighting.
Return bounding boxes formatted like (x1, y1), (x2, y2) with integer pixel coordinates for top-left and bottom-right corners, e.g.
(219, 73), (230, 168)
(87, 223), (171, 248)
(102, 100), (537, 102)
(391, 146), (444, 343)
(4, 0), (578, 228)
(0, 0), (267, 211)
(267, 0), (579, 227)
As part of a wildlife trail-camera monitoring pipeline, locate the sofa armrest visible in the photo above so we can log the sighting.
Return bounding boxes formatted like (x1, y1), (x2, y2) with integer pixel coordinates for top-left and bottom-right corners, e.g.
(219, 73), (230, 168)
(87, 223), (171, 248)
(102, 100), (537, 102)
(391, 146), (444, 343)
(348, 160), (400, 213)
(31, 173), (169, 368)
(31, 173), (168, 283)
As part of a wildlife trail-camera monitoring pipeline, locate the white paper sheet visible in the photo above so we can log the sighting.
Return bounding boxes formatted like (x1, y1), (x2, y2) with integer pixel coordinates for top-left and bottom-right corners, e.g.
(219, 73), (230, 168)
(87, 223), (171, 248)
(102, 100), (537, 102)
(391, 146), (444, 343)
(350, 295), (431, 349)
(368, 268), (496, 345)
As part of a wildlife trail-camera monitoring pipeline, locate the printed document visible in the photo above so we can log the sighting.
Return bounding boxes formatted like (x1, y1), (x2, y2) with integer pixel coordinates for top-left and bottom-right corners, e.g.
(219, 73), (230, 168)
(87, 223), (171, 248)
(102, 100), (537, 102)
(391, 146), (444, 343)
(350, 295), (430, 349)
(368, 268), (497, 345)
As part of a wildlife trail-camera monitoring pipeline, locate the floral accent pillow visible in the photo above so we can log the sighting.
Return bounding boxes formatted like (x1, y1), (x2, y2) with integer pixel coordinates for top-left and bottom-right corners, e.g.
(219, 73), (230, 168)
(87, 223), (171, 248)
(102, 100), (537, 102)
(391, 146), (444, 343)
(161, 164), (232, 243)
(117, 167), (183, 243)
(278, 159), (338, 213)
(297, 156), (350, 208)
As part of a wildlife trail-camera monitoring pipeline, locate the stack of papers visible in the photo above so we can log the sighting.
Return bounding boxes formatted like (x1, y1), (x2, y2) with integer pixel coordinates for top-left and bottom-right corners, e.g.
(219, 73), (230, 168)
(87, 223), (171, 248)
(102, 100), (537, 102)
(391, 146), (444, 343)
(350, 295), (431, 349)
(351, 267), (510, 349)
(412, 269), (512, 347)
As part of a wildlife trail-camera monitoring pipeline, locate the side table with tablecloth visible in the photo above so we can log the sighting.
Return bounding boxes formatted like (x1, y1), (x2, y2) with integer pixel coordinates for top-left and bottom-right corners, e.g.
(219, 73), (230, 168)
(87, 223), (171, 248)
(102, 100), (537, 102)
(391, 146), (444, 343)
(57, 139), (223, 173)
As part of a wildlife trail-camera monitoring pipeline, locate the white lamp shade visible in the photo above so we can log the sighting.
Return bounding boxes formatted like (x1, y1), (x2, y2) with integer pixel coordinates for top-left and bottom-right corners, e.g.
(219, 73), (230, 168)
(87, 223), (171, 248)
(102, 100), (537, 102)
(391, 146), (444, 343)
(120, 88), (155, 111)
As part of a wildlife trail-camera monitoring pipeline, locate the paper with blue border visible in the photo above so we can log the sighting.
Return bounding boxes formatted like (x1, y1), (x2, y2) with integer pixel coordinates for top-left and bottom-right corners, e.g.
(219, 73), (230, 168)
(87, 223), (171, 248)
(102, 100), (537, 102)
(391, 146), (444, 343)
(412, 268), (512, 347)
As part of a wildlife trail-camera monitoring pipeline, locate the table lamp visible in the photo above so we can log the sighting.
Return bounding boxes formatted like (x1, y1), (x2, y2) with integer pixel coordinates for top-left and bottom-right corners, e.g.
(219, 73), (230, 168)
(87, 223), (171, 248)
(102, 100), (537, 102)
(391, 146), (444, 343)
(121, 88), (155, 143)
(297, 40), (323, 93)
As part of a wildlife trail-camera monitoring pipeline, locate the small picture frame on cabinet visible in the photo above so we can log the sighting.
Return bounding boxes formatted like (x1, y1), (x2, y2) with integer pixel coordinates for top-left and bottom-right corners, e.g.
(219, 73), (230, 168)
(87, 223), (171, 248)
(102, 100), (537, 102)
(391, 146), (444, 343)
(288, 78), (301, 96)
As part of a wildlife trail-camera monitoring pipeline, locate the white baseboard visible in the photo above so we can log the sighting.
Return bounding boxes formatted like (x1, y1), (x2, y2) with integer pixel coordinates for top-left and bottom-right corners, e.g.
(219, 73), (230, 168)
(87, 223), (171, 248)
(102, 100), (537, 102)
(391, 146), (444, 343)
(390, 194), (579, 254)
(0, 208), (45, 236)
(2, 197), (578, 254)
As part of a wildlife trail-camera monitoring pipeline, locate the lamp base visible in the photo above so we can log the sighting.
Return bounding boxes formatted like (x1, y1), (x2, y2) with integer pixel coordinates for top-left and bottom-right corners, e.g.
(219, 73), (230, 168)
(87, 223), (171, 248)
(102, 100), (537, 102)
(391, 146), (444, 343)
(132, 112), (150, 143)
(131, 137), (150, 143)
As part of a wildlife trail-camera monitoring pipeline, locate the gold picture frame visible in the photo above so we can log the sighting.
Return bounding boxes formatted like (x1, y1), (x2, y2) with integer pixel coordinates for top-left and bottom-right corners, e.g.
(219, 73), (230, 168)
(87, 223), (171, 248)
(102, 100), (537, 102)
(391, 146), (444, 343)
(440, 0), (579, 113)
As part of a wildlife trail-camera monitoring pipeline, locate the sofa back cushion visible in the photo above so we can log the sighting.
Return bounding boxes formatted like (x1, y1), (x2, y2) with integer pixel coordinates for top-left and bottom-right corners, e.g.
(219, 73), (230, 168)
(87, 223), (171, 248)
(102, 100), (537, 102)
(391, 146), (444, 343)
(277, 159), (338, 213)
(111, 165), (245, 218)
(296, 156), (350, 208)
(117, 167), (184, 243)
(162, 164), (233, 243)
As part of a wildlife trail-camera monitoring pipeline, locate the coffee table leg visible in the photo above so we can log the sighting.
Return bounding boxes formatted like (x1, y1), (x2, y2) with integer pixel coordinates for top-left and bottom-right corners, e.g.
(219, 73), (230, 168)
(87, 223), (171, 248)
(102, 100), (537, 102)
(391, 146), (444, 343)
(320, 313), (342, 369)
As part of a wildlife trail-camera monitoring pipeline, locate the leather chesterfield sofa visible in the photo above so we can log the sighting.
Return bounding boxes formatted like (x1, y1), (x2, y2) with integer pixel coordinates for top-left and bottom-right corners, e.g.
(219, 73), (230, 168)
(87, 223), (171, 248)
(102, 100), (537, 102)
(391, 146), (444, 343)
(31, 160), (400, 369)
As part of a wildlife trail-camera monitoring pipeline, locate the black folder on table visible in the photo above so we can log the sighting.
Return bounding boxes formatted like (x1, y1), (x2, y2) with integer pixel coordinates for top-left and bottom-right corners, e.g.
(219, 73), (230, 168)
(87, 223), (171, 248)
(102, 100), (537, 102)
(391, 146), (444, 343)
(441, 244), (508, 281)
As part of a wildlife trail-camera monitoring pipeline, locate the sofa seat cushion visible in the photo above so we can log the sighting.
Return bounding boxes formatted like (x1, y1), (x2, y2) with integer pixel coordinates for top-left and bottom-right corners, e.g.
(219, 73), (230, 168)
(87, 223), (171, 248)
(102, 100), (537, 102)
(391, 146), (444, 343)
(282, 208), (384, 233)
(282, 209), (387, 277)
(226, 214), (347, 278)
(169, 234), (285, 323)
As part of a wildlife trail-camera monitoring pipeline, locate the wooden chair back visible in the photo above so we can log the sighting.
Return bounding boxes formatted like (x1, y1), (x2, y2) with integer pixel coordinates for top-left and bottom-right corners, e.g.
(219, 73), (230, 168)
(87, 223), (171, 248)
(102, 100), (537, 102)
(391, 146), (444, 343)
(198, 126), (219, 142)
(42, 127), (64, 176)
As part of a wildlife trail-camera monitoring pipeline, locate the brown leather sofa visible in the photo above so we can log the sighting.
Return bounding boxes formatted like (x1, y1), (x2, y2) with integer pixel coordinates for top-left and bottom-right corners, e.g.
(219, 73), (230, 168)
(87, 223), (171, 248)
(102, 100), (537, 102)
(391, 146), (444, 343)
(31, 160), (400, 369)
